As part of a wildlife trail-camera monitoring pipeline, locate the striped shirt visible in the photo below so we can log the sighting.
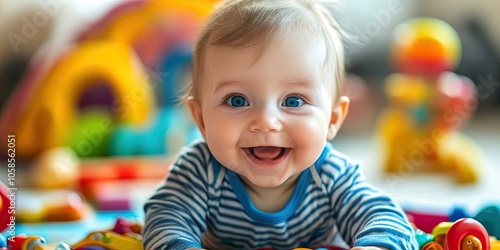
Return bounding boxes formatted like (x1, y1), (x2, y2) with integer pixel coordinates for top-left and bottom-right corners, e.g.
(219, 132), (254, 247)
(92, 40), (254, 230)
(143, 140), (418, 250)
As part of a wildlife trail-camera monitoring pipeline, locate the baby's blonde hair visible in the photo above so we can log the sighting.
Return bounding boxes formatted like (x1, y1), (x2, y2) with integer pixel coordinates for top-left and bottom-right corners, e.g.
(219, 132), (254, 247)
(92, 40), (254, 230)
(184, 0), (346, 103)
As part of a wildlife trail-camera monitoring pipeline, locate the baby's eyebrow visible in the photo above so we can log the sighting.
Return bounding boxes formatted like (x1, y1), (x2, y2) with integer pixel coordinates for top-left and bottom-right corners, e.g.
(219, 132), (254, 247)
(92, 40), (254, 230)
(214, 80), (241, 92)
(286, 81), (314, 88)
(285, 81), (322, 94)
(213, 80), (313, 93)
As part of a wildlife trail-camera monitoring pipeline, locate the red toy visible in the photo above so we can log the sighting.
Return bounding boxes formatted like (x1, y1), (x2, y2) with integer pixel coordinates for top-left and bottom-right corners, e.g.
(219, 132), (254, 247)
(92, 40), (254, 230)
(444, 218), (490, 250)
(1, 181), (11, 232)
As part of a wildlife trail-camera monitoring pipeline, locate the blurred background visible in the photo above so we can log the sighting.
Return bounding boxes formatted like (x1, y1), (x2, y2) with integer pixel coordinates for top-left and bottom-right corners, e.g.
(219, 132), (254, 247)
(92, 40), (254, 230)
(0, 0), (499, 246)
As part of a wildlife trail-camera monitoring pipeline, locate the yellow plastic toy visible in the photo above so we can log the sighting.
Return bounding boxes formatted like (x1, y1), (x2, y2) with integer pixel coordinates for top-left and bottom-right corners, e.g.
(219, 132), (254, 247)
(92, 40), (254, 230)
(377, 17), (484, 184)
(1, 40), (154, 159)
(433, 222), (454, 246)
(79, 0), (216, 67)
(492, 239), (500, 250)
(0, 0), (217, 159)
(72, 231), (143, 250)
(102, 0), (214, 43)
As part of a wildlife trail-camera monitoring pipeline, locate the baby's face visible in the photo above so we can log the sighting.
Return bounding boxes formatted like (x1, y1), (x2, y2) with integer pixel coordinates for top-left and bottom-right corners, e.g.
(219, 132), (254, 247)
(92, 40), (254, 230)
(191, 37), (337, 188)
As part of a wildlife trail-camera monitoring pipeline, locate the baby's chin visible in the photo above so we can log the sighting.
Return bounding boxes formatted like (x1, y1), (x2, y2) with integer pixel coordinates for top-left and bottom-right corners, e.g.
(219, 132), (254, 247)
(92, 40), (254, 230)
(241, 174), (295, 189)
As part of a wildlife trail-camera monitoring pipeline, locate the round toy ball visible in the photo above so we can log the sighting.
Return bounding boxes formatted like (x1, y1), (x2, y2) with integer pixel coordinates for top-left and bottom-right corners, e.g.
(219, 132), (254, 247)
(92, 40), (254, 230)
(391, 17), (462, 74)
(30, 147), (80, 189)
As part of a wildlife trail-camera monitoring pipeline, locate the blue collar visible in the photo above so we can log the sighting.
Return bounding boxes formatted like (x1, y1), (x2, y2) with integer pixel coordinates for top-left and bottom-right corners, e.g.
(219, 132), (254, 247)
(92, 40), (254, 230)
(213, 145), (330, 224)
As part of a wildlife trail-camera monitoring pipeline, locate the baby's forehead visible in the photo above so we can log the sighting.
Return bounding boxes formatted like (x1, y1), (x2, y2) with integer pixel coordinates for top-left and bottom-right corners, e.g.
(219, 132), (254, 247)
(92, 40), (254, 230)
(205, 31), (327, 62)
(204, 35), (327, 70)
(201, 39), (334, 96)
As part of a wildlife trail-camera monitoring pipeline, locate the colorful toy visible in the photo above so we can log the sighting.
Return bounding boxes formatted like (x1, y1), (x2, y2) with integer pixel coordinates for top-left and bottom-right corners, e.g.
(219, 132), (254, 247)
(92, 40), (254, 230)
(6, 235), (28, 250)
(16, 190), (90, 223)
(78, 155), (169, 193)
(433, 222), (455, 247)
(416, 218), (492, 250)
(9, 235), (71, 250)
(0, 40), (155, 159)
(444, 218), (490, 250)
(108, 107), (200, 156)
(415, 227), (436, 248)
(492, 240), (500, 250)
(71, 231), (143, 250)
(111, 216), (143, 237)
(78, 155), (169, 211)
(377, 17), (484, 184)
(28, 147), (79, 189)
(66, 108), (115, 158)
(76, 0), (215, 68)
(407, 209), (452, 234)
(1, 181), (10, 233)
(0, 0), (216, 160)
(157, 45), (193, 107)
(0, 234), (6, 249)
(474, 205), (500, 239)
(405, 204), (471, 234)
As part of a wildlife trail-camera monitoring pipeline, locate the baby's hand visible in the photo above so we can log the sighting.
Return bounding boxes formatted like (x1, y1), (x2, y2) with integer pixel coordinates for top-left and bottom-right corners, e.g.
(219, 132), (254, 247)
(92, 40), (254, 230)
(351, 247), (388, 250)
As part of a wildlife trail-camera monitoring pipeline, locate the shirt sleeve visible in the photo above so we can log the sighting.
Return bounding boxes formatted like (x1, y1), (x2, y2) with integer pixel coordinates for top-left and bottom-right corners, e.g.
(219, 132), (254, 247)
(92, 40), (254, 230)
(329, 162), (418, 250)
(143, 142), (210, 250)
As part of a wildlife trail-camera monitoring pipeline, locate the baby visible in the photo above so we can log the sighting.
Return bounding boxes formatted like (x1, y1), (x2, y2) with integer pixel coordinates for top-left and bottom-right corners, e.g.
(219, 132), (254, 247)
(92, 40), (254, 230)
(143, 0), (418, 249)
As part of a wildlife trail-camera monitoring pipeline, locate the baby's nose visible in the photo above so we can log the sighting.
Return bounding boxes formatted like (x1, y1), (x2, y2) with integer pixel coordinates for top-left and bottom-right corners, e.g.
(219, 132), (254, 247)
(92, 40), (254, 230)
(249, 106), (282, 133)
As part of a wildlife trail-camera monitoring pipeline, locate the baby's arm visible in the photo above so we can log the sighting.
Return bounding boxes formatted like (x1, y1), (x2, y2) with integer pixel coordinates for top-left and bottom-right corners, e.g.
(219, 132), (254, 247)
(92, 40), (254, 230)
(143, 145), (209, 250)
(330, 164), (418, 250)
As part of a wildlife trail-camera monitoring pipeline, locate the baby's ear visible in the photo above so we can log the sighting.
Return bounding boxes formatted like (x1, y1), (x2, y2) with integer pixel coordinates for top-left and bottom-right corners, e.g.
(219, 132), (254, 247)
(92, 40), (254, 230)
(327, 96), (350, 141)
(187, 97), (206, 138)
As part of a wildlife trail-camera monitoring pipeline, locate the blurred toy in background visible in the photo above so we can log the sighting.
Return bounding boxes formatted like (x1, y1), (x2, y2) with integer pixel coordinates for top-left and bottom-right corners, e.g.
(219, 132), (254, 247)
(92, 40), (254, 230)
(414, 218), (493, 250)
(2, 217), (143, 250)
(16, 189), (90, 223)
(109, 106), (200, 156)
(405, 202), (500, 249)
(405, 205), (469, 234)
(75, 0), (212, 69)
(377, 17), (485, 184)
(0, 0), (216, 161)
(0, 40), (155, 160)
(28, 147), (80, 189)
(108, 46), (200, 156)
(1, 181), (11, 233)
(421, 218), (491, 250)
(340, 73), (379, 132)
(474, 205), (500, 240)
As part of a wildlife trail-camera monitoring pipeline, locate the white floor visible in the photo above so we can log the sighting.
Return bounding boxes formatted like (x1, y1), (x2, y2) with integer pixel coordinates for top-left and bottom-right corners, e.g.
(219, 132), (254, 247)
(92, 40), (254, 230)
(333, 110), (500, 216)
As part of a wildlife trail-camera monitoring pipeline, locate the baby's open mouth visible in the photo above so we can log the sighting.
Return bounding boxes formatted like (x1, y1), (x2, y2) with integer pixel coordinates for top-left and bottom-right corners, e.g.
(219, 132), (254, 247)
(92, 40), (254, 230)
(244, 147), (289, 161)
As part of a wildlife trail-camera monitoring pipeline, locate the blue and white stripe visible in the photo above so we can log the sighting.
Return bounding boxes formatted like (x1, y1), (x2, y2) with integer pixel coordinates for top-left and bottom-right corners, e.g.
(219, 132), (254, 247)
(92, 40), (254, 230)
(143, 140), (418, 250)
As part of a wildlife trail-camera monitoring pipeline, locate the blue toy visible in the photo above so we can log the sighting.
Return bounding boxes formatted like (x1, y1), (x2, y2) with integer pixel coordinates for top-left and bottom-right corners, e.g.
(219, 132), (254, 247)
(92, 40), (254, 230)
(474, 204), (500, 239)
(108, 44), (200, 157)
(158, 45), (193, 107)
(109, 107), (200, 156)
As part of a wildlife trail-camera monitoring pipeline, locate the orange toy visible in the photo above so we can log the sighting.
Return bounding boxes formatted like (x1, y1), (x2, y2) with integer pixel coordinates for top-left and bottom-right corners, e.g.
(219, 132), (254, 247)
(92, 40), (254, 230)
(377, 17), (484, 184)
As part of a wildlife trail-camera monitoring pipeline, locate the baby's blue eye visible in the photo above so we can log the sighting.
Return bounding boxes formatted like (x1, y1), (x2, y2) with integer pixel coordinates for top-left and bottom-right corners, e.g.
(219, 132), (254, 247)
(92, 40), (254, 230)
(226, 95), (249, 107)
(282, 96), (304, 107)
